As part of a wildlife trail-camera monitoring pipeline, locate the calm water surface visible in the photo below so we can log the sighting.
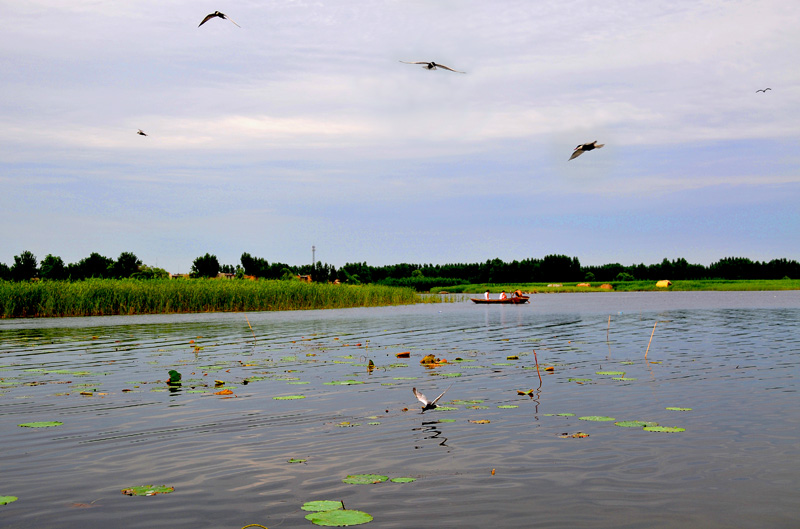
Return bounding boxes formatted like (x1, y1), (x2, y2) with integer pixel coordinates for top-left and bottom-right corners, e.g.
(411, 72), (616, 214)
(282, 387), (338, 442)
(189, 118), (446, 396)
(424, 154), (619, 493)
(1, 291), (798, 528)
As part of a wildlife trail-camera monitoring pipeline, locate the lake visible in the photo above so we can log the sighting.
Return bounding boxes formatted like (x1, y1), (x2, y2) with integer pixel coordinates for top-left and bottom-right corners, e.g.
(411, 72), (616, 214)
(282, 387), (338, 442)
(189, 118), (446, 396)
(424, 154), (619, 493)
(1, 291), (798, 528)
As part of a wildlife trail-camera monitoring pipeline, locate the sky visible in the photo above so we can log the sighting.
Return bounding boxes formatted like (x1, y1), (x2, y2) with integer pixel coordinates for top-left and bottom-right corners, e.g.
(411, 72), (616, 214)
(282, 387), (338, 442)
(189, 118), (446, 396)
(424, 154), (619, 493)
(1, 0), (799, 274)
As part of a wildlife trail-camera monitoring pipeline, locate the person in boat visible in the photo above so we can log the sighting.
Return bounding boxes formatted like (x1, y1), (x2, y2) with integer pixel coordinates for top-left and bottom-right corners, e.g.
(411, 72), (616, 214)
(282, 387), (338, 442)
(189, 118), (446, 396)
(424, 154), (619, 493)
(513, 289), (523, 298)
(500, 291), (507, 300)
(484, 290), (490, 300)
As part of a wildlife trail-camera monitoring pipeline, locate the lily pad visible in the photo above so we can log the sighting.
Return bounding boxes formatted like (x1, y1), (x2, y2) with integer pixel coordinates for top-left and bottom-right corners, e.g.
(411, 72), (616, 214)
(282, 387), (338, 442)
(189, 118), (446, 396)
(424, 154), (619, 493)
(305, 509), (373, 526)
(390, 477), (416, 483)
(440, 373), (462, 377)
(578, 416), (616, 421)
(18, 421), (62, 428)
(302, 500), (344, 512)
(438, 418), (456, 423)
(433, 406), (457, 411)
(615, 420), (659, 428)
(324, 380), (364, 385)
(273, 395), (306, 400)
(643, 425), (686, 433)
(288, 458), (307, 464)
(497, 405), (518, 409)
(121, 485), (174, 496)
(342, 474), (389, 485)
(568, 378), (592, 382)
(596, 371), (625, 376)
(0, 495), (18, 505)
(612, 377), (637, 381)
(665, 407), (692, 411)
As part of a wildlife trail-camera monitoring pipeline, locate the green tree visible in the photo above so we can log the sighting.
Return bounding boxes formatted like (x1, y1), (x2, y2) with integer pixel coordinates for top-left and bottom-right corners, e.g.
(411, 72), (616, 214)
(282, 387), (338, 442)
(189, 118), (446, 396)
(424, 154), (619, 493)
(191, 253), (220, 278)
(111, 252), (142, 279)
(73, 252), (114, 279)
(11, 251), (38, 281)
(131, 265), (170, 279)
(0, 262), (10, 280)
(39, 254), (67, 280)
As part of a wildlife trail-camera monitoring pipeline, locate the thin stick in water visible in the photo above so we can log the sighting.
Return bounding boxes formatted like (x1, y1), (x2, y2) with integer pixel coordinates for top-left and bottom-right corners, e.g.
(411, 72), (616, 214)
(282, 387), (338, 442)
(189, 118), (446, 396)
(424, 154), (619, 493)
(244, 314), (256, 344)
(607, 315), (611, 342)
(645, 321), (657, 359)
(532, 349), (542, 385)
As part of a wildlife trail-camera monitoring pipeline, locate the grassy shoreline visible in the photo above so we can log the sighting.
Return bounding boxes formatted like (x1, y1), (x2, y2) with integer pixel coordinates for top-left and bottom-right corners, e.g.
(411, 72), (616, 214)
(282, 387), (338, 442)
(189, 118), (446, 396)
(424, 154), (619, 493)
(434, 279), (800, 294)
(0, 279), (423, 319)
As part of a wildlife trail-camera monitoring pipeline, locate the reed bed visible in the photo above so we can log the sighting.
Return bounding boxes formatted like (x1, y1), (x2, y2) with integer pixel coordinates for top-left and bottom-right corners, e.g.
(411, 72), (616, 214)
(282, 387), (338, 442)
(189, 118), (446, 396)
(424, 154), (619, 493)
(0, 279), (421, 318)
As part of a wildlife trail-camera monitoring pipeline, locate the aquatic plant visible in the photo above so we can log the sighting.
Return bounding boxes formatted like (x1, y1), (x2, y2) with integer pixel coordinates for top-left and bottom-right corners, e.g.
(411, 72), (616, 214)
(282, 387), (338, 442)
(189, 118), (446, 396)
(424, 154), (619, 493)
(0, 278), (420, 318)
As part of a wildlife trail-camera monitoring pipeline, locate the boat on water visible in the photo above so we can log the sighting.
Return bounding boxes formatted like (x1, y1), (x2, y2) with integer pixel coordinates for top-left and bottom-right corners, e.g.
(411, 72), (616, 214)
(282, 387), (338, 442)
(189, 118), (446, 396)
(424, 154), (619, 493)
(471, 296), (529, 304)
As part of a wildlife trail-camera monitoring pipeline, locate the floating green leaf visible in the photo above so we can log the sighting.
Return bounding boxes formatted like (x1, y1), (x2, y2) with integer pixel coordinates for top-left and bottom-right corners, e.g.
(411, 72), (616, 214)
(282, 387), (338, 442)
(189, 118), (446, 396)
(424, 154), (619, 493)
(342, 474), (388, 485)
(596, 371), (625, 376)
(0, 495), (18, 505)
(579, 416), (615, 421)
(18, 421), (62, 428)
(643, 426), (685, 433)
(615, 420), (659, 428)
(121, 485), (174, 496)
(497, 405), (518, 409)
(433, 406), (457, 411)
(612, 377), (637, 381)
(556, 413), (575, 417)
(568, 378), (592, 382)
(390, 477), (416, 483)
(438, 418), (456, 423)
(305, 509), (373, 526)
(324, 380), (363, 385)
(273, 395), (305, 400)
(440, 373), (461, 377)
(302, 500), (343, 512)
(288, 458), (307, 464)
(665, 407), (692, 411)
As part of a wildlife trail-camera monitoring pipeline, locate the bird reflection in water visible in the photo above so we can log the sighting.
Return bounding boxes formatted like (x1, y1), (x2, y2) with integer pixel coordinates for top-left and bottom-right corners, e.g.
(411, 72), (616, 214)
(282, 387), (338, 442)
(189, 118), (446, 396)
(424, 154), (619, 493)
(412, 421), (449, 450)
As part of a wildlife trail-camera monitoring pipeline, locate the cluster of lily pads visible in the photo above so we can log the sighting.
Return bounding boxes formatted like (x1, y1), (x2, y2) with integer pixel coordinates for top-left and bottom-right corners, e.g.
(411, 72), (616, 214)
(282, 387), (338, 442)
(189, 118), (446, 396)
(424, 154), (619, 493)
(544, 407), (691, 433)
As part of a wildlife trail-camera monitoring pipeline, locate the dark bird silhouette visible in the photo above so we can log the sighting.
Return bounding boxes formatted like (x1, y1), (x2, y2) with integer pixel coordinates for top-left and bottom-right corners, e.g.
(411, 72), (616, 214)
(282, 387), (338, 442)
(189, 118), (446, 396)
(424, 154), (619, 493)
(199, 11), (240, 28)
(413, 385), (452, 412)
(569, 141), (604, 160)
(400, 61), (465, 73)
(137, 129), (147, 136)
(755, 88), (771, 93)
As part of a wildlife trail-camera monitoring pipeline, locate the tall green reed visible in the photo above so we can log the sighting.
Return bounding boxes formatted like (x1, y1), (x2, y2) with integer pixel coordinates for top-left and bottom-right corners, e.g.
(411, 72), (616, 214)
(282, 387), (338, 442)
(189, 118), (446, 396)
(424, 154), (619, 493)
(0, 279), (421, 318)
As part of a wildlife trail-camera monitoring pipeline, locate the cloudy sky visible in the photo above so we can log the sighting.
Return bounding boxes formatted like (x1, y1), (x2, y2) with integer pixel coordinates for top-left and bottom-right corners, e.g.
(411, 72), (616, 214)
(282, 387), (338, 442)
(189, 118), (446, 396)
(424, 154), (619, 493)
(2, 0), (798, 273)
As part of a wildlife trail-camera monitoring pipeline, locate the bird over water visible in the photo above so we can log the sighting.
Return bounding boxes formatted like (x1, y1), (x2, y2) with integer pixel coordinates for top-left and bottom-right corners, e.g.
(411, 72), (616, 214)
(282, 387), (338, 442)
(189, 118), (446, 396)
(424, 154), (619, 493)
(755, 88), (771, 93)
(400, 61), (465, 73)
(199, 11), (240, 28)
(569, 140), (604, 160)
(413, 385), (452, 412)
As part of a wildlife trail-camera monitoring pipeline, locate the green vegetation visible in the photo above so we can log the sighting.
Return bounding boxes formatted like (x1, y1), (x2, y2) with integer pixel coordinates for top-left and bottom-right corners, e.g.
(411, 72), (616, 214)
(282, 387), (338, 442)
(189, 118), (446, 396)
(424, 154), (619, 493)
(433, 278), (800, 293)
(0, 279), (420, 318)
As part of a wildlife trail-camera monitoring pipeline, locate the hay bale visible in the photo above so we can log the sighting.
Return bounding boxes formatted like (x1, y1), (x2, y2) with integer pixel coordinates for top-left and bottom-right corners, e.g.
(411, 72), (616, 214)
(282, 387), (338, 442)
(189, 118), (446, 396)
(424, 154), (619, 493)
(656, 280), (672, 288)
(599, 284), (613, 290)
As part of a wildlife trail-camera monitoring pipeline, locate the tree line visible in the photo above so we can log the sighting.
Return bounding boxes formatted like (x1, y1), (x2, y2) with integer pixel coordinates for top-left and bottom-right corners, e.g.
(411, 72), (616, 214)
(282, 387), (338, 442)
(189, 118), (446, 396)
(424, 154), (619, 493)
(2, 251), (798, 286)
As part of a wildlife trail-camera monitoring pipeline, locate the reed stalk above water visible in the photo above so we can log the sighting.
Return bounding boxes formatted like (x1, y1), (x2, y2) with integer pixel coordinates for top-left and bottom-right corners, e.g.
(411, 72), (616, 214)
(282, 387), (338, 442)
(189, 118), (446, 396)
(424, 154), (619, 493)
(0, 279), (422, 318)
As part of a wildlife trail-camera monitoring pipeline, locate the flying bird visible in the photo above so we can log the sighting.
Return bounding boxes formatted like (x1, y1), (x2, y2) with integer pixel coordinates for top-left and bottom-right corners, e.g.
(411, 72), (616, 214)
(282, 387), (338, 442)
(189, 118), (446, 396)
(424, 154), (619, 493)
(755, 88), (771, 93)
(137, 129), (147, 136)
(413, 385), (452, 412)
(199, 11), (240, 28)
(400, 61), (465, 73)
(569, 141), (604, 160)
